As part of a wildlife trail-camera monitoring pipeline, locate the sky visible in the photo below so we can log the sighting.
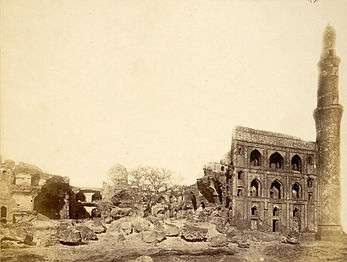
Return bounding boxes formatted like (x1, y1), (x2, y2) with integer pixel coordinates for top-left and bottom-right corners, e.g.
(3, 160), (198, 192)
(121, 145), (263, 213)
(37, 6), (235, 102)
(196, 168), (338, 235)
(1, 0), (347, 226)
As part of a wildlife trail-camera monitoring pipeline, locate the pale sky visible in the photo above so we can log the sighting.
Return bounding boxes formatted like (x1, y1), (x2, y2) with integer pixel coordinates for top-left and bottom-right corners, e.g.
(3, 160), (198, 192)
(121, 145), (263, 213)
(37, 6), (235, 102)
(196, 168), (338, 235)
(1, 0), (347, 227)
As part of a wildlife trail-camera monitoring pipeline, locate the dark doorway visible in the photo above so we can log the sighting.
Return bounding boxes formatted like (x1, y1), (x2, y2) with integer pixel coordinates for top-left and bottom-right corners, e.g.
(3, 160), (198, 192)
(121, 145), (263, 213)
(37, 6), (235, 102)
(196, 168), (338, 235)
(190, 192), (197, 210)
(1, 206), (7, 223)
(272, 219), (280, 232)
(0, 206), (7, 218)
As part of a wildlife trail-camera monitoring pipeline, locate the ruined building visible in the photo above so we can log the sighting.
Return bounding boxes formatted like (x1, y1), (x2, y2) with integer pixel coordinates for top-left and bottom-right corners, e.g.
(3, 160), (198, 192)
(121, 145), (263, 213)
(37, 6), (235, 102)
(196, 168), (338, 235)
(0, 160), (51, 223)
(190, 26), (343, 239)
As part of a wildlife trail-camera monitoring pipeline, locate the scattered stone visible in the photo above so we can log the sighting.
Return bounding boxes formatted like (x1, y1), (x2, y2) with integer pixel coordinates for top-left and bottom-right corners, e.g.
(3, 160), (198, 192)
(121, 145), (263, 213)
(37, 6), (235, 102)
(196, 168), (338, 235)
(208, 234), (229, 247)
(134, 256), (153, 262)
(23, 232), (34, 245)
(141, 229), (166, 244)
(286, 236), (299, 245)
(84, 220), (107, 234)
(228, 235), (242, 243)
(104, 216), (113, 224)
(75, 225), (98, 241)
(1, 240), (30, 249)
(164, 223), (180, 237)
(35, 232), (59, 247)
(238, 239), (250, 248)
(120, 221), (133, 235)
(181, 224), (208, 242)
(151, 203), (166, 216)
(132, 217), (153, 233)
(110, 207), (132, 220)
(225, 226), (238, 238)
(57, 227), (82, 245)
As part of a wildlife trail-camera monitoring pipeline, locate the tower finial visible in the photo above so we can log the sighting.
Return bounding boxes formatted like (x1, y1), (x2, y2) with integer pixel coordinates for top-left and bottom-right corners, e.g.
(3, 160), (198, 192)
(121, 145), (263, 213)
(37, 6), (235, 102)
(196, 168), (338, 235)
(323, 25), (336, 50)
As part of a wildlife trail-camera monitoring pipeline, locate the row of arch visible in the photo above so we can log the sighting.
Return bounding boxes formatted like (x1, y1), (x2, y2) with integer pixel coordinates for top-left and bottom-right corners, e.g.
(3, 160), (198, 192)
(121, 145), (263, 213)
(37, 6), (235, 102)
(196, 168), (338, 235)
(250, 149), (311, 172)
(251, 205), (301, 218)
(246, 178), (313, 199)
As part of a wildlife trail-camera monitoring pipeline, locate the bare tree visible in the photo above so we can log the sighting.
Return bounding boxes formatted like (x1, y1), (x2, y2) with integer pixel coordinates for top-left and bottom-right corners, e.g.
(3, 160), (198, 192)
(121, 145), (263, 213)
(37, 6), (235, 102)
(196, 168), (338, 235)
(128, 166), (173, 195)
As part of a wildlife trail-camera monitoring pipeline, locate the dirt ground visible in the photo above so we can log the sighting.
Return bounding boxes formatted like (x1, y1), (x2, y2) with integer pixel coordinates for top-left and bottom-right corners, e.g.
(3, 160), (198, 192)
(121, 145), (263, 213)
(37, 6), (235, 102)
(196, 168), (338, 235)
(2, 233), (347, 262)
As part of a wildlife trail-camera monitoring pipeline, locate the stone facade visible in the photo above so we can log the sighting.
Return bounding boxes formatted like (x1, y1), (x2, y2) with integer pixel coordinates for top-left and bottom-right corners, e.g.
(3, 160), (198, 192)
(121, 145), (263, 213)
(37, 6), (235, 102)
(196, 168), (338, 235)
(190, 26), (343, 237)
(314, 26), (343, 239)
(0, 160), (51, 223)
(190, 127), (318, 233)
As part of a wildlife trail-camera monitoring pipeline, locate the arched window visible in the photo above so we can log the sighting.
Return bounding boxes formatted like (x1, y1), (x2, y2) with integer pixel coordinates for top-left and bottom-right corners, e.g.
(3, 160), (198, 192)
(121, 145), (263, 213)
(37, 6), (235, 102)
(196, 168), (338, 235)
(237, 188), (243, 197)
(291, 155), (302, 172)
(250, 179), (261, 197)
(250, 149), (261, 166)
(270, 180), (283, 199)
(1, 206), (7, 218)
(273, 206), (279, 216)
(269, 152), (284, 169)
(251, 206), (258, 216)
(292, 183), (301, 199)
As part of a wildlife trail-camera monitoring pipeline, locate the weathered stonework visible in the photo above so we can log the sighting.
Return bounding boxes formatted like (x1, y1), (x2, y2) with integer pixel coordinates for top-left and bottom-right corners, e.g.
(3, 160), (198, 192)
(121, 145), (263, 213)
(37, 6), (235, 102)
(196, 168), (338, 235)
(0, 161), (51, 223)
(314, 26), (343, 240)
(189, 26), (343, 239)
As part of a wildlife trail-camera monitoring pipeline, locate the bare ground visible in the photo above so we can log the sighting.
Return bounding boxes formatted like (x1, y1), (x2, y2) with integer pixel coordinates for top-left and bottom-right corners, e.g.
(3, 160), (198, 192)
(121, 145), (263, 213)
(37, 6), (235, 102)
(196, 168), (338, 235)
(2, 233), (347, 262)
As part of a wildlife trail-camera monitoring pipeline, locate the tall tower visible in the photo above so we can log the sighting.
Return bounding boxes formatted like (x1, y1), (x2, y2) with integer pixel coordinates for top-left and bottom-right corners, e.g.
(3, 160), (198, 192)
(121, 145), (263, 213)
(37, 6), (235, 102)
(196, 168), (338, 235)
(314, 25), (344, 240)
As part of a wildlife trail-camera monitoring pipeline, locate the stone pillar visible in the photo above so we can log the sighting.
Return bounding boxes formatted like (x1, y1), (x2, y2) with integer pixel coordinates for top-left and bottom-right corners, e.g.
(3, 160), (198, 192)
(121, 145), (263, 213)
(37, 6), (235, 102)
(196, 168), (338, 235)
(314, 25), (344, 240)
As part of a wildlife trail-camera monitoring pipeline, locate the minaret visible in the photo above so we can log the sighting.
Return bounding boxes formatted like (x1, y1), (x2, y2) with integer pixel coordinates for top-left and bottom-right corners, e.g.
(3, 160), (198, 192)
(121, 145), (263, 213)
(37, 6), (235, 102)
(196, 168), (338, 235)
(314, 25), (344, 240)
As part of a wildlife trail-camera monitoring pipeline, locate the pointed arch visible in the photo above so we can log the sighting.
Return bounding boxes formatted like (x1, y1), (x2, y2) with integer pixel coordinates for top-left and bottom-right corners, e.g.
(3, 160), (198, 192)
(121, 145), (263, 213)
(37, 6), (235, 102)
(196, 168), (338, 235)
(270, 179), (284, 199)
(291, 182), (302, 199)
(269, 152), (284, 169)
(291, 154), (302, 172)
(250, 178), (261, 197)
(250, 149), (262, 166)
